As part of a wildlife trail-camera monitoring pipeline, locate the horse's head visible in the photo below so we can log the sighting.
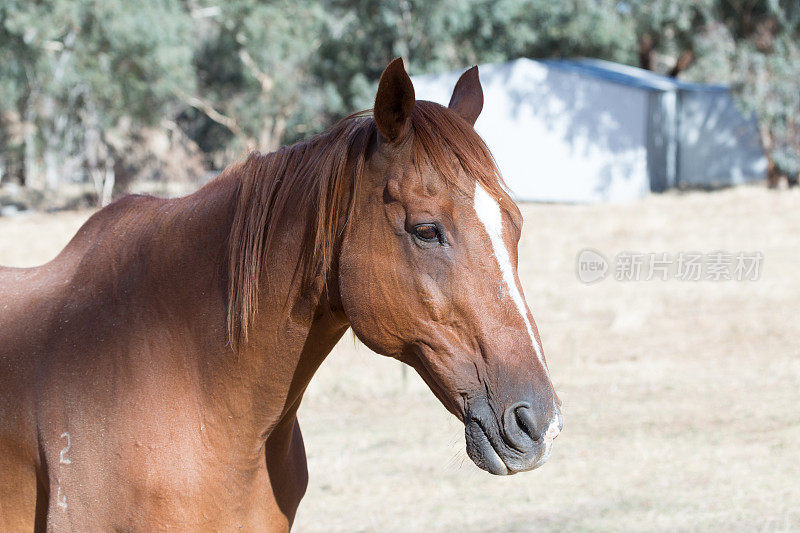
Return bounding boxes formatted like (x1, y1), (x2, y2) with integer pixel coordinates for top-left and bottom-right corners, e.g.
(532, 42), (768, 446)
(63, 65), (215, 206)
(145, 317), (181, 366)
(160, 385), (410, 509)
(337, 59), (562, 475)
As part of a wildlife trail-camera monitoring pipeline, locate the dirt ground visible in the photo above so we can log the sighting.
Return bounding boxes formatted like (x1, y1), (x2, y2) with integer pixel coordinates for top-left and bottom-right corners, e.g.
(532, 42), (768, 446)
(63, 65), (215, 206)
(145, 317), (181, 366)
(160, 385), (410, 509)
(1, 186), (798, 532)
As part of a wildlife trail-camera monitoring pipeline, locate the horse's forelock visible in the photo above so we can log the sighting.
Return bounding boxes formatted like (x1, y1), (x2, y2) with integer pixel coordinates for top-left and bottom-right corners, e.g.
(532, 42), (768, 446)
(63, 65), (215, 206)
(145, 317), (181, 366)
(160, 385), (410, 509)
(410, 101), (511, 211)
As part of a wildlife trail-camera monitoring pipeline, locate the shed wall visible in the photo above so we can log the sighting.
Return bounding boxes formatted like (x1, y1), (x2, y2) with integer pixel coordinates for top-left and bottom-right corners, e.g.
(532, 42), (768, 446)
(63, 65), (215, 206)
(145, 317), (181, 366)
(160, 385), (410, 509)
(413, 59), (651, 203)
(676, 90), (767, 187)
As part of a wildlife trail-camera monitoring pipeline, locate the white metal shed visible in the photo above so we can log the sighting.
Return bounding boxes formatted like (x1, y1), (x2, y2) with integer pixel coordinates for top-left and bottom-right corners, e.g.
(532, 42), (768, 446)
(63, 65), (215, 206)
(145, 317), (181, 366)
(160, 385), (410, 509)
(412, 58), (766, 202)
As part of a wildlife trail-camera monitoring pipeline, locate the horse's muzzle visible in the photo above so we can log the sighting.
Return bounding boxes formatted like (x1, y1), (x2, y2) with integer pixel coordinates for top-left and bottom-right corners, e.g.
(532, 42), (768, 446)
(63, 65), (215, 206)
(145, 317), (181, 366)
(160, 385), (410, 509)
(464, 398), (562, 475)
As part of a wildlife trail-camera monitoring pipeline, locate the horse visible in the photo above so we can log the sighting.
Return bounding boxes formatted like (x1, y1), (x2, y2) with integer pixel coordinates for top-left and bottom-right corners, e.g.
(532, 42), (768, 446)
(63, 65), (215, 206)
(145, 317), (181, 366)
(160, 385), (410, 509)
(0, 58), (562, 531)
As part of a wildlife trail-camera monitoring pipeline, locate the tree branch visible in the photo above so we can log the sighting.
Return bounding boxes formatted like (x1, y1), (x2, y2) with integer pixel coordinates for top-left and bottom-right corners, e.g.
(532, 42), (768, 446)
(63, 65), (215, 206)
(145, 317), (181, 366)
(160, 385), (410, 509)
(176, 89), (248, 142)
(238, 48), (274, 94)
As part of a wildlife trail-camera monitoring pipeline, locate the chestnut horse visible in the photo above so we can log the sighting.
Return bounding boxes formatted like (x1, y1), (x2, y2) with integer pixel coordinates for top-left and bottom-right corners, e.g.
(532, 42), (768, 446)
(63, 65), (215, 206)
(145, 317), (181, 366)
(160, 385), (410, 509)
(0, 59), (561, 531)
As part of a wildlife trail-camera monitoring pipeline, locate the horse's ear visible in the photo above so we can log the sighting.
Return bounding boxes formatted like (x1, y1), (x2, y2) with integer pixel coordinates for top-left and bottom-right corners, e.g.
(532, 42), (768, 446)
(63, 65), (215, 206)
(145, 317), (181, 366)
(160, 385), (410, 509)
(448, 66), (483, 126)
(374, 58), (415, 143)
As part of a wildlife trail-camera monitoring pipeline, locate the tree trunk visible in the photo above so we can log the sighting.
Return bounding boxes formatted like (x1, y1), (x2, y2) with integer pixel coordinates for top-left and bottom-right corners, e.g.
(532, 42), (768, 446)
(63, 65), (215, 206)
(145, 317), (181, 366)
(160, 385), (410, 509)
(42, 111), (70, 190)
(668, 50), (694, 78)
(760, 125), (781, 188)
(88, 146), (116, 207)
(638, 34), (656, 71)
(258, 114), (287, 153)
(22, 92), (43, 191)
(84, 104), (116, 206)
(43, 146), (61, 191)
(100, 157), (115, 206)
(35, 31), (76, 194)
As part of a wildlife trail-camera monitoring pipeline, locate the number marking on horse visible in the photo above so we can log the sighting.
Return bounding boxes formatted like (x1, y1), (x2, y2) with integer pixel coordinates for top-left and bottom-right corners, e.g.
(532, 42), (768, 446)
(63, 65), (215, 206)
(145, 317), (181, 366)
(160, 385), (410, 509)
(59, 432), (72, 464)
(57, 479), (67, 509)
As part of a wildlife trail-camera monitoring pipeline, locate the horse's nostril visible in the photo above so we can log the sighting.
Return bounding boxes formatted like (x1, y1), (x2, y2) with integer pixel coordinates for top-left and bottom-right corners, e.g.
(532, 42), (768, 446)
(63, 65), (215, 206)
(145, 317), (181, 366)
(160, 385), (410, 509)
(501, 401), (541, 449)
(511, 401), (540, 441)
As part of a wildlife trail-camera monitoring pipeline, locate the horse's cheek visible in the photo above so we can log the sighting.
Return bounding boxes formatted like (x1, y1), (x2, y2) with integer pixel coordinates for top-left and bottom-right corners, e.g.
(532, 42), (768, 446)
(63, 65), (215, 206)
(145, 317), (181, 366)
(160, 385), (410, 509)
(336, 246), (394, 355)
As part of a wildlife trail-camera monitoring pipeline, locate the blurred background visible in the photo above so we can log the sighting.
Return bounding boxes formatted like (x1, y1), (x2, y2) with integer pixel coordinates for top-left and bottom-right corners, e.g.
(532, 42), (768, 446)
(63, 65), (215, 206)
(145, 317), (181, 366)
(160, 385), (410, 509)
(0, 0), (799, 209)
(1, 1), (799, 531)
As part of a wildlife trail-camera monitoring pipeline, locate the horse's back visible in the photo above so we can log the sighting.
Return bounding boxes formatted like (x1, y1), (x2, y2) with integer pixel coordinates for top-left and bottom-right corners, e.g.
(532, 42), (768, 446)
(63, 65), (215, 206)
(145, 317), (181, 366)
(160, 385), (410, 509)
(0, 193), (171, 404)
(0, 188), (258, 529)
(0, 212), (106, 451)
(0, 195), (168, 531)
(0, 264), (56, 531)
(0, 207), (106, 374)
(0, 262), (65, 404)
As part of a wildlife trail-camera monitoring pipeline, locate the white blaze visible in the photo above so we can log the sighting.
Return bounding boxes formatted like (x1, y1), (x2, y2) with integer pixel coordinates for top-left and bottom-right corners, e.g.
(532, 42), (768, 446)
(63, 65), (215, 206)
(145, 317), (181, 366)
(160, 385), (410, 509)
(472, 183), (548, 376)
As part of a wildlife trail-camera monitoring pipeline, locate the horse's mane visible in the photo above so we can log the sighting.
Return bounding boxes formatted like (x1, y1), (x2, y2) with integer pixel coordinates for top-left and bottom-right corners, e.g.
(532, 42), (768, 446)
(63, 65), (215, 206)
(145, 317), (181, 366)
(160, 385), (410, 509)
(227, 101), (510, 350)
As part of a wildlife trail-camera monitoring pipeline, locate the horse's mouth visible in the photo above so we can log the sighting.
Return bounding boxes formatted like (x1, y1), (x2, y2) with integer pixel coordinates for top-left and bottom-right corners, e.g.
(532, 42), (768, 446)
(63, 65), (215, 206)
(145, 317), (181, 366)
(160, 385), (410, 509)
(464, 412), (560, 476)
(404, 344), (562, 475)
(465, 419), (510, 475)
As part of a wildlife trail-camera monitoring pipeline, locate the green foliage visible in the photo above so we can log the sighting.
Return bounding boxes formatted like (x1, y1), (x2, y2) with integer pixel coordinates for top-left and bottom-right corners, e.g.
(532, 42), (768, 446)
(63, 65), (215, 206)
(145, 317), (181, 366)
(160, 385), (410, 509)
(0, 0), (797, 197)
(734, 37), (800, 174)
(622, 0), (799, 178)
(192, 0), (334, 148)
(0, 0), (194, 196)
(71, 0), (194, 127)
(316, 0), (636, 113)
(1, 0), (192, 123)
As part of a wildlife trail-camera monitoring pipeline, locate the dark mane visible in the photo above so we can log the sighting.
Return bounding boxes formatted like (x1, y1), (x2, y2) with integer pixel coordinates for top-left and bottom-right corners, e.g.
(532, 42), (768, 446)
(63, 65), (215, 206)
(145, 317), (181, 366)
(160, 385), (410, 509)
(226, 101), (510, 350)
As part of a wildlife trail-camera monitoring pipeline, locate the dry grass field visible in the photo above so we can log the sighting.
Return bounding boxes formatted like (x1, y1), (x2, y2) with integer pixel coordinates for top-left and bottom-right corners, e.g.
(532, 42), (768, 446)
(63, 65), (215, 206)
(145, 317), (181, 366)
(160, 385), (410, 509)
(1, 186), (798, 532)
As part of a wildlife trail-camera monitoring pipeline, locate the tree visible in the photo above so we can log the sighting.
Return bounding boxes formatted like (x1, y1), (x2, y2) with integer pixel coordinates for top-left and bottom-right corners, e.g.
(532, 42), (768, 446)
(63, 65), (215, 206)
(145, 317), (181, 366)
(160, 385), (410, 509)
(185, 0), (334, 155)
(0, 0), (195, 204)
(723, 1), (800, 185)
(622, 0), (712, 76)
(617, 0), (799, 185)
(315, 0), (636, 114)
(1, 0), (797, 201)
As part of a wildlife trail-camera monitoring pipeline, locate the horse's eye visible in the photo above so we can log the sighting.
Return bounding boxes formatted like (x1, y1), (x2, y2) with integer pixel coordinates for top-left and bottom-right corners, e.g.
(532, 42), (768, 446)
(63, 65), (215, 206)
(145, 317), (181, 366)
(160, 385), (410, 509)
(413, 223), (441, 243)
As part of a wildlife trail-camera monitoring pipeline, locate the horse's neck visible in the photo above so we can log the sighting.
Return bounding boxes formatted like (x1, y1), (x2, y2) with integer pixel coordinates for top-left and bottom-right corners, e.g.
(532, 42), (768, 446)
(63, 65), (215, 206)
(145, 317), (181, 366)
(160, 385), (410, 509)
(189, 170), (349, 447)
